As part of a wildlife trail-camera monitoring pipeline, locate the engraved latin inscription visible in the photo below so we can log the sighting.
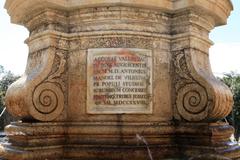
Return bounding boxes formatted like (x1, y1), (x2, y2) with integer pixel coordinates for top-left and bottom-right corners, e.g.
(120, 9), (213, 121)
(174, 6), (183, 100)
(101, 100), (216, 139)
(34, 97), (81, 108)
(87, 48), (152, 114)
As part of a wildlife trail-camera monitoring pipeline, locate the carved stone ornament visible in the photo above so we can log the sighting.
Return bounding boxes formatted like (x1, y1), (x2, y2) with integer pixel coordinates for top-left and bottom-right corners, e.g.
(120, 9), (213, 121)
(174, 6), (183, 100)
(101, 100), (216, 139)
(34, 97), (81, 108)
(31, 51), (66, 121)
(6, 47), (66, 121)
(1, 0), (240, 160)
(173, 49), (233, 122)
(173, 49), (211, 121)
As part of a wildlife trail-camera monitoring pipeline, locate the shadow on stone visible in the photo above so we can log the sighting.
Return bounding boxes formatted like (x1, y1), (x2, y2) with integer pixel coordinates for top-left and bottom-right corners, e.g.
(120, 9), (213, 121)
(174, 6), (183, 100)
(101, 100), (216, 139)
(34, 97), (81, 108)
(189, 154), (232, 160)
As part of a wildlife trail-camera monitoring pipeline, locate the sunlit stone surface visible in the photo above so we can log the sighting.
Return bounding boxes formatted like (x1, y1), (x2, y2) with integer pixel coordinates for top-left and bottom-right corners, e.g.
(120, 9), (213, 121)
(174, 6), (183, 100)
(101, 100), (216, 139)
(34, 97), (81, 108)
(1, 0), (240, 159)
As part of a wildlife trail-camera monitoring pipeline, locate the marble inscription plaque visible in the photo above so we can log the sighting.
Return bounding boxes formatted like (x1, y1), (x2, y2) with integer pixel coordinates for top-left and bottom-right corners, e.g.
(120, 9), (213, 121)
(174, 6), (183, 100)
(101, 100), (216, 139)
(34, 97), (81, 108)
(87, 48), (152, 114)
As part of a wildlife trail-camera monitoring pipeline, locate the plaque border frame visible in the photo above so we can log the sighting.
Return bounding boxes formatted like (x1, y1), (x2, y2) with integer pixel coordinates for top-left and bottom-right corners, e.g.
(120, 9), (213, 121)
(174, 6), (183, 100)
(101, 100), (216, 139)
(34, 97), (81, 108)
(87, 48), (153, 114)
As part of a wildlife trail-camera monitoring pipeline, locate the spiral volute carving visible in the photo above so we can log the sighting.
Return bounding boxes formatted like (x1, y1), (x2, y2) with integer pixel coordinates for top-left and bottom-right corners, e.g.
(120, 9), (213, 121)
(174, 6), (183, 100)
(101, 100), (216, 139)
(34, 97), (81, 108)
(176, 83), (209, 121)
(31, 82), (64, 121)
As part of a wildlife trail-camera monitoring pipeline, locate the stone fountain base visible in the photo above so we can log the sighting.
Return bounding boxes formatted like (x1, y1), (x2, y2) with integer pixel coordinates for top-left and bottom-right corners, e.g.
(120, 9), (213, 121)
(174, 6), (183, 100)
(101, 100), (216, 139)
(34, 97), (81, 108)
(2, 0), (239, 160)
(1, 122), (240, 160)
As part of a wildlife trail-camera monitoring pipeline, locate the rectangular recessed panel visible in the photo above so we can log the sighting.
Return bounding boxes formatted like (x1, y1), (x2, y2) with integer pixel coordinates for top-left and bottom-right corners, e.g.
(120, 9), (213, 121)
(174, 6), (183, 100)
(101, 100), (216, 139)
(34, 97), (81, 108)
(87, 48), (152, 114)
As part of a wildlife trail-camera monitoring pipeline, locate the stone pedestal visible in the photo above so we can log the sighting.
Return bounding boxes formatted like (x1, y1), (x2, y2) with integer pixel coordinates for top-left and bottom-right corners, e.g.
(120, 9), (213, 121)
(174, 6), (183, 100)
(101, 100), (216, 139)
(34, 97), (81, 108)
(1, 0), (240, 159)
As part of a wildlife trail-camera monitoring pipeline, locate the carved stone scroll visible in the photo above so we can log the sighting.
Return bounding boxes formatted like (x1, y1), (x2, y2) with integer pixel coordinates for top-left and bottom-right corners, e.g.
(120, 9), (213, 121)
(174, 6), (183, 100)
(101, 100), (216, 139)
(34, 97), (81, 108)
(30, 51), (66, 121)
(5, 44), (66, 121)
(173, 49), (232, 122)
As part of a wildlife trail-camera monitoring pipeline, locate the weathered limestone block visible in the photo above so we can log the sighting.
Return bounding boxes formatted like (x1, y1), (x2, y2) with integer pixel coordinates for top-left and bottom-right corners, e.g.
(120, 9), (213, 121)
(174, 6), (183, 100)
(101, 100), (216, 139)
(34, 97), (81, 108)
(1, 0), (239, 160)
(4, 0), (233, 123)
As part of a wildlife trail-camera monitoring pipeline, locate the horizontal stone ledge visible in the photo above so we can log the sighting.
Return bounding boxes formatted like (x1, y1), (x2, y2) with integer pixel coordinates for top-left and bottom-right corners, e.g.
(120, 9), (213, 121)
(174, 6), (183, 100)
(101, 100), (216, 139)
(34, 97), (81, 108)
(5, 121), (175, 136)
(5, 0), (232, 27)
(26, 30), (211, 43)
